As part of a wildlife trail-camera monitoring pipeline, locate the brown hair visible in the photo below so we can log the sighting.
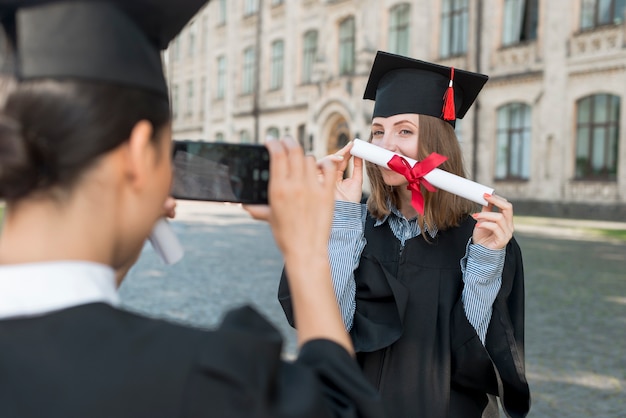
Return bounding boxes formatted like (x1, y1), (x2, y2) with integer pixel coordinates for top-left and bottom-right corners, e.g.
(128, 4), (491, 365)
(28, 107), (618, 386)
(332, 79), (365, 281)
(366, 114), (477, 237)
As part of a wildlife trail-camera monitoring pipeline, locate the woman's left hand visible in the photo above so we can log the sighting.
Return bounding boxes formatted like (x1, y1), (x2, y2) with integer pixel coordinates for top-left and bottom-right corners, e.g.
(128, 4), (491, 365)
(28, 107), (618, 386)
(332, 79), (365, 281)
(163, 196), (177, 219)
(471, 194), (514, 250)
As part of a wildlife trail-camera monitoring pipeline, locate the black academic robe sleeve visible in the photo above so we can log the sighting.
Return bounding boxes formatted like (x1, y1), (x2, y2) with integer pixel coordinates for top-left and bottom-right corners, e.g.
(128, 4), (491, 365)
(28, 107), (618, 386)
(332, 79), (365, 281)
(182, 306), (385, 418)
(448, 238), (530, 417)
(278, 270), (297, 328)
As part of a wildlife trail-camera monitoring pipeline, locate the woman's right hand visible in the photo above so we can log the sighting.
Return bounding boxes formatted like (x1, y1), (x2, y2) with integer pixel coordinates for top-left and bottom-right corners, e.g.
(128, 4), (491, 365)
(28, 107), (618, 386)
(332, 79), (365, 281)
(244, 137), (354, 353)
(320, 141), (363, 203)
(246, 137), (336, 257)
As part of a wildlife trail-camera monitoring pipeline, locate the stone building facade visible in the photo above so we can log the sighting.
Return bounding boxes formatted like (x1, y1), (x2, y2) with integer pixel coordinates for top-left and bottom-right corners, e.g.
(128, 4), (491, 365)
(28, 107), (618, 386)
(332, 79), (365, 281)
(166, 0), (626, 220)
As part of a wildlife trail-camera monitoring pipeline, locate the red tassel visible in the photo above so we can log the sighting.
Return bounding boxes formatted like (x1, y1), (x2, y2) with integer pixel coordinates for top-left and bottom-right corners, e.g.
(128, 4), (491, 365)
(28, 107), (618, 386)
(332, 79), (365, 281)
(442, 67), (455, 121)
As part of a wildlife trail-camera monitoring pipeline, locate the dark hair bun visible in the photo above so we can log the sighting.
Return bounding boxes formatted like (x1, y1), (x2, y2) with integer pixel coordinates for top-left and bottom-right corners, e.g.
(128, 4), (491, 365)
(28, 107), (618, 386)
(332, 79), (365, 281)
(0, 79), (170, 201)
(0, 115), (38, 199)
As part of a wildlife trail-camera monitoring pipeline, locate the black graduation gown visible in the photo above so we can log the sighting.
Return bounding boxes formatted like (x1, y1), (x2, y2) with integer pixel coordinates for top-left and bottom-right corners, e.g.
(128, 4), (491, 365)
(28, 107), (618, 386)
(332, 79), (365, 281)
(279, 215), (530, 418)
(0, 303), (385, 418)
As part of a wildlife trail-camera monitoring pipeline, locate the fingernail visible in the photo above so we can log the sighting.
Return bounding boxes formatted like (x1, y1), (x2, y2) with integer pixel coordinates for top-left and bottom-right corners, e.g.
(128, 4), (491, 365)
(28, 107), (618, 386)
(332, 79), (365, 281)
(282, 136), (297, 145)
(483, 193), (492, 198)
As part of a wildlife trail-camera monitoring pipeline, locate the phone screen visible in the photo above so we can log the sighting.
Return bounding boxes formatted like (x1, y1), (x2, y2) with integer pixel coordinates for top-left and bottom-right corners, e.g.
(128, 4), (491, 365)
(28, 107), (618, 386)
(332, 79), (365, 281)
(171, 140), (270, 204)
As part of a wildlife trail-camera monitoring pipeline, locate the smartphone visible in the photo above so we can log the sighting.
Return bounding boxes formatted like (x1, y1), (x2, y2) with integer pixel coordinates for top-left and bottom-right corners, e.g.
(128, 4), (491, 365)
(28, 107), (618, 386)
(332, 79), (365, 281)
(171, 140), (270, 204)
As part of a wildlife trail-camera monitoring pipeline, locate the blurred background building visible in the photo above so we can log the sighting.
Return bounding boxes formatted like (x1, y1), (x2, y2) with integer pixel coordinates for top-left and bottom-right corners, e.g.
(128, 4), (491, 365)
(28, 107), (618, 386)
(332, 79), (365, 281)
(165, 0), (626, 220)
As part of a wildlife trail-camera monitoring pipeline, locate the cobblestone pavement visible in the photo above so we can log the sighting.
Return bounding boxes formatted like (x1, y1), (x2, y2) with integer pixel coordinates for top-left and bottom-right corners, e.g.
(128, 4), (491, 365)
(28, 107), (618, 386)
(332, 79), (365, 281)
(120, 201), (626, 418)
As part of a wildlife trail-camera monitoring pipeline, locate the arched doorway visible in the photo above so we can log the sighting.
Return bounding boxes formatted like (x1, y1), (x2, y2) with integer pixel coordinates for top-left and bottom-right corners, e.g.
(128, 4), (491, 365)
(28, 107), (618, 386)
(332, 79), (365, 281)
(327, 115), (351, 155)
(325, 114), (352, 178)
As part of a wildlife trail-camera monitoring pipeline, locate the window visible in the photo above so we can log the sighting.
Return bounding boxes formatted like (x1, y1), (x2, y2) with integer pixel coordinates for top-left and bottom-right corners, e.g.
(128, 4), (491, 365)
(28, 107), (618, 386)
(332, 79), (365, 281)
(502, 0), (538, 46)
(244, 0), (259, 16)
(495, 103), (532, 180)
(215, 132), (225, 142)
(216, 55), (226, 99)
(173, 36), (181, 61)
(389, 3), (411, 55)
(186, 80), (194, 118)
(575, 94), (620, 180)
(297, 124), (308, 149)
(242, 47), (256, 95)
(240, 130), (252, 143)
(439, 0), (469, 58)
(201, 16), (208, 52)
(270, 40), (285, 90)
(172, 84), (179, 119)
(581, 0), (626, 30)
(266, 127), (280, 140)
(199, 77), (206, 118)
(339, 17), (355, 75)
(218, 0), (227, 24)
(188, 21), (196, 57)
(272, 0), (284, 5)
(302, 30), (318, 83)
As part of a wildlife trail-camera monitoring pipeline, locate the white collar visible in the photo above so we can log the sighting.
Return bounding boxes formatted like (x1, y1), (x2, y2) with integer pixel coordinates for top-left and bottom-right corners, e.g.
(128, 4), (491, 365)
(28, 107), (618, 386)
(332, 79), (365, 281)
(0, 261), (119, 319)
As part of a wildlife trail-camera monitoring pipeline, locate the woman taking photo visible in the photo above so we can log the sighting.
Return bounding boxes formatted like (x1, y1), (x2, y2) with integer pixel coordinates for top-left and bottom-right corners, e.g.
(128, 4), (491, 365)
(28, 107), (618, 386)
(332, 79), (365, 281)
(0, 1), (384, 417)
(280, 51), (530, 417)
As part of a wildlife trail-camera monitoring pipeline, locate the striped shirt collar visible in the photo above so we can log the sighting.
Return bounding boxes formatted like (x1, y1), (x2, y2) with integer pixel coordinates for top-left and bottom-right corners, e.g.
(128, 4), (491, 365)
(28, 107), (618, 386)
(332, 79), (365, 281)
(0, 261), (119, 319)
(374, 201), (438, 244)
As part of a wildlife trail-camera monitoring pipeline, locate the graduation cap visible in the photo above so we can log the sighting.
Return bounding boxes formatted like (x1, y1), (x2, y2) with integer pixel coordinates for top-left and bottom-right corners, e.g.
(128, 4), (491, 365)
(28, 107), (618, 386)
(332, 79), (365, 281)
(0, 0), (209, 97)
(363, 51), (488, 126)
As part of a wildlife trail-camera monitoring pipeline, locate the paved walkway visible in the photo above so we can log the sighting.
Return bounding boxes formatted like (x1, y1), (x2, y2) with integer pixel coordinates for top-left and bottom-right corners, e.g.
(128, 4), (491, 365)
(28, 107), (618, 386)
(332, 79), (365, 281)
(512, 216), (626, 417)
(120, 201), (626, 417)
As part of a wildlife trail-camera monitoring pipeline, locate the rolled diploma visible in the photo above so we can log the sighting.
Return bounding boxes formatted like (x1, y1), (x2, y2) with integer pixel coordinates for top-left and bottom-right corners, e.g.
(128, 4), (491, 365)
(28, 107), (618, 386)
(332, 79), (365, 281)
(148, 218), (185, 265)
(350, 138), (494, 206)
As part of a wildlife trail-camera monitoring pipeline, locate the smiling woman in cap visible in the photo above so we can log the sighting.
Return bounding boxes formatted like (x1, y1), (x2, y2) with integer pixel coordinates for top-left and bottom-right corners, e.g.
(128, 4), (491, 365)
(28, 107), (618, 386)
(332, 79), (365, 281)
(0, 1), (385, 417)
(279, 51), (531, 417)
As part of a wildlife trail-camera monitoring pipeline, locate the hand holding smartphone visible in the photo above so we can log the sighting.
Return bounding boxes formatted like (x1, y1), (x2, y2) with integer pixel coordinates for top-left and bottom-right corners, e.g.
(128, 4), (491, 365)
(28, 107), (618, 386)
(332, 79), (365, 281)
(150, 140), (270, 265)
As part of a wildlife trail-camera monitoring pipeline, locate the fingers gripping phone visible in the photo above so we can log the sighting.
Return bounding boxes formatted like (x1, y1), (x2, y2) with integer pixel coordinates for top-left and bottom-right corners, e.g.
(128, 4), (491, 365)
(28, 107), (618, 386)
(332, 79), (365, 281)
(171, 140), (270, 204)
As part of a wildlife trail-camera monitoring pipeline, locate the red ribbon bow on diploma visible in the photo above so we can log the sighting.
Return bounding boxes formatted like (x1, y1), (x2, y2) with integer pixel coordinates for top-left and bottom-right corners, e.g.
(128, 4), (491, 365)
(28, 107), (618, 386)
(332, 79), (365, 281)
(387, 153), (448, 215)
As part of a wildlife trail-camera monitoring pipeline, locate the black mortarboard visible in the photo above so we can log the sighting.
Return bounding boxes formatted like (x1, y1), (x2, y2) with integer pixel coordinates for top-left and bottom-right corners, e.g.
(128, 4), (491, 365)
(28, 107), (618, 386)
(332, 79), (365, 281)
(0, 0), (209, 97)
(363, 51), (488, 125)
